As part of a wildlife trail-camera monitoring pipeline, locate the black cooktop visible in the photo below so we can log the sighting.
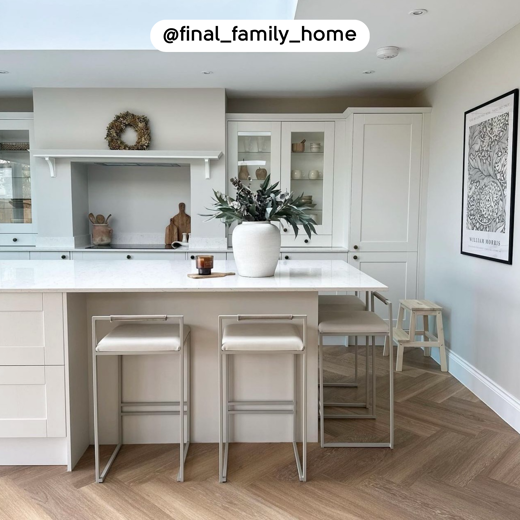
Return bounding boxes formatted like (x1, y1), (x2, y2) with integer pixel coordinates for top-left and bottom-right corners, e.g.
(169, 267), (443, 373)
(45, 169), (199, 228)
(86, 244), (178, 250)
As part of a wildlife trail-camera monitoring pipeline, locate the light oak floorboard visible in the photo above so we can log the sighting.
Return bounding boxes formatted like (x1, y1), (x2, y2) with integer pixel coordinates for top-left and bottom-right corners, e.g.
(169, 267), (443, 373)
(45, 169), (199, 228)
(1, 347), (519, 519)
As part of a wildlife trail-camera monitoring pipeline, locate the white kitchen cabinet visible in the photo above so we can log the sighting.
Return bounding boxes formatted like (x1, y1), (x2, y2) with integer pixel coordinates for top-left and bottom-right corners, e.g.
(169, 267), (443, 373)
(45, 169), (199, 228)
(0, 114), (36, 235)
(280, 252), (348, 261)
(30, 251), (70, 260)
(348, 251), (417, 323)
(0, 234), (37, 246)
(0, 365), (66, 438)
(187, 252), (226, 261)
(0, 251), (30, 259)
(281, 121), (335, 239)
(349, 114), (423, 252)
(73, 251), (187, 260)
(0, 292), (64, 365)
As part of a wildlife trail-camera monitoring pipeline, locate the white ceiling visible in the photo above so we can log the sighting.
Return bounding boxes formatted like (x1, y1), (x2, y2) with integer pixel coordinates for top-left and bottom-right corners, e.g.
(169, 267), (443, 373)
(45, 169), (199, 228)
(1, 0), (520, 99)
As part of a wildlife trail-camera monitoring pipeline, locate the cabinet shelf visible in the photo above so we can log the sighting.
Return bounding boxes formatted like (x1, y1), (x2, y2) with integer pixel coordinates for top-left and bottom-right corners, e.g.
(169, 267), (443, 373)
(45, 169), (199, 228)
(291, 152), (324, 155)
(291, 178), (323, 182)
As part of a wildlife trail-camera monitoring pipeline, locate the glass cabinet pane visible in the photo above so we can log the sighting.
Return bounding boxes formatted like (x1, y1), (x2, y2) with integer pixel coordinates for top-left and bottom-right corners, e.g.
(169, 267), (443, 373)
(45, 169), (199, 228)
(0, 130), (32, 224)
(235, 131), (272, 190)
(289, 131), (325, 226)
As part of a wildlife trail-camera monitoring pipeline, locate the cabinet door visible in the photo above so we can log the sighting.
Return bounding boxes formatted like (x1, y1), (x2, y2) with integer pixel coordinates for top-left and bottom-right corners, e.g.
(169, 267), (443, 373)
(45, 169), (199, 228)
(350, 114), (422, 252)
(0, 292), (64, 365)
(0, 366), (66, 437)
(281, 122), (335, 236)
(0, 118), (36, 234)
(348, 252), (417, 324)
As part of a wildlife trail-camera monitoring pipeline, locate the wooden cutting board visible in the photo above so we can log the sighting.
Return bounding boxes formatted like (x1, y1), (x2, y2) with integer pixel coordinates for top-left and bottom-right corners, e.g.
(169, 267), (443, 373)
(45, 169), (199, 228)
(187, 272), (235, 279)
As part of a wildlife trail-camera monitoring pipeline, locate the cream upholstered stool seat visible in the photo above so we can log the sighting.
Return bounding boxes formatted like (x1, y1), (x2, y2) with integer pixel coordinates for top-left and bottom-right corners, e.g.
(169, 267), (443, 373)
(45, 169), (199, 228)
(383, 299), (447, 372)
(318, 293), (394, 449)
(218, 315), (307, 483)
(96, 323), (190, 351)
(92, 315), (191, 483)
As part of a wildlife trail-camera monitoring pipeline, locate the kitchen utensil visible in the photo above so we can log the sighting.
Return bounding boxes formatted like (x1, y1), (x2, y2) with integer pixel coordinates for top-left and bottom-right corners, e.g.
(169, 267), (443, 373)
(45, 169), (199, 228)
(96, 214), (105, 224)
(187, 272), (235, 279)
(292, 139), (306, 153)
(291, 169), (302, 180)
(88, 213), (96, 224)
(105, 214), (112, 224)
(309, 170), (320, 180)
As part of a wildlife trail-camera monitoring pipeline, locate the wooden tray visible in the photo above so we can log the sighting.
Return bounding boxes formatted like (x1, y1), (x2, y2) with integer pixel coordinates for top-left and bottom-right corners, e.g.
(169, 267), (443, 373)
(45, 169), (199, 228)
(187, 272), (235, 279)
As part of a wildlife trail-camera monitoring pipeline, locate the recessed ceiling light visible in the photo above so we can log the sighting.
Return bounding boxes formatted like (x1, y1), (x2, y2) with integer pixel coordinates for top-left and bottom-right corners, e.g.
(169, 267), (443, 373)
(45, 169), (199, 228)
(363, 70), (376, 75)
(409, 8), (428, 16)
(0, 71), (9, 74)
(202, 71), (213, 75)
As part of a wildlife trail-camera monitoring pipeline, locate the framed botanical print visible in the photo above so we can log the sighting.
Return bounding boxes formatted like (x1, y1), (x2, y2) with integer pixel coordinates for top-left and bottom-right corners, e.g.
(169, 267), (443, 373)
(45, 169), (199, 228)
(461, 89), (519, 264)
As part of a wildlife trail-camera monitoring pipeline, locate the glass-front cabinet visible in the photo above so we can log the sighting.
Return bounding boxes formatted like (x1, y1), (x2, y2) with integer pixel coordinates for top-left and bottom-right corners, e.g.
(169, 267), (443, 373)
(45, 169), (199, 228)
(280, 122), (335, 242)
(227, 119), (335, 246)
(0, 116), (35, 235)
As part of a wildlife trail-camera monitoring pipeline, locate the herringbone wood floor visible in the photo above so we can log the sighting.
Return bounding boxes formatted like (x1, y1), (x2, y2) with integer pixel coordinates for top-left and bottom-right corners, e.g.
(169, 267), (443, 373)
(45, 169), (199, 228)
(1, 347), (520, 520)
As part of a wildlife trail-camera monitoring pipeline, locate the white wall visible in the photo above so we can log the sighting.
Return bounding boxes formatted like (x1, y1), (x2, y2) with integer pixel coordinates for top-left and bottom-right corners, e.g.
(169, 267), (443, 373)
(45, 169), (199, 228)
(32, 88), (226, 243)
(86, 164), (191, 243)
(415, 24), (520, 405)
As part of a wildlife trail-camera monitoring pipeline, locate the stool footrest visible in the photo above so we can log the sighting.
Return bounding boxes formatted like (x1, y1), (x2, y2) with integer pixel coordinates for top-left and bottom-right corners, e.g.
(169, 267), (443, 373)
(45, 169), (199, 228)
(228, 409), (294, 415)
(324, 402), (367, 408)
(121, 411), (187, 416)
(121, 401), (187, 407)
(228, 400), (294, 406)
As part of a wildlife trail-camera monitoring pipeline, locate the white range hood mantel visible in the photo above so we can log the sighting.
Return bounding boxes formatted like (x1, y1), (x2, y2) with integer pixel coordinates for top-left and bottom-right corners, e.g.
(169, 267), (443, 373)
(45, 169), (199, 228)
(31, 149), (223, 179)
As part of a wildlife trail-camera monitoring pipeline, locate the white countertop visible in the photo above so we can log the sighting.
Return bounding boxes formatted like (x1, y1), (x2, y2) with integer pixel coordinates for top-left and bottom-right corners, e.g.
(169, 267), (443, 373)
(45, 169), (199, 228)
(0, 260), (386, 293)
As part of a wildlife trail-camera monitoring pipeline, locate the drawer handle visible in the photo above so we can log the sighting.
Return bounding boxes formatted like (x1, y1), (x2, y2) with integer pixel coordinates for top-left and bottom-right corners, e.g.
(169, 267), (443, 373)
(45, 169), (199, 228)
(285, 255), (290, 260)
(283, 228), (288, 233)
(353, 245), (359, 250)
(127, 255), (132, 260)
(12, 237), (18, 243)
(61, 254), (67, 260)
(353, 255), (359, 260)
(304, 239), (309, 244)
(190, 255), (195, 260)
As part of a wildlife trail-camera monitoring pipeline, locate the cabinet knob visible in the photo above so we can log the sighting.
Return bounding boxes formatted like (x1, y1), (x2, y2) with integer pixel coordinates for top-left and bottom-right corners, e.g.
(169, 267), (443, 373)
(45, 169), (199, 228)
(353, 245), (359, 250)
(285, 255), (290, 260)
(304, 239), (309, 244)
(283, 228), (288, 233)
(126, 255), (132, 260)
(353, 255), (359, 260)
(190, 255), (195, 260)
(12, 237), (18, 243)
(61, 255), (67, 260)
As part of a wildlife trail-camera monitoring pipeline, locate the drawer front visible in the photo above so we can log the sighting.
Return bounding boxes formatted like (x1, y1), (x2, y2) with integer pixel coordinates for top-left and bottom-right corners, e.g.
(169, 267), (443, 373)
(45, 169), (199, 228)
(0, 234), (37, 246)
(30, 251), (71, 260)
(281, 233), (332, 247)
(78, 251), (187, 260)
(0, 293), (64, 365)
(280, 252), (349, 261)
(0, 251), (31, 260)
(0, 366), (66, 438)
(187, 252), (227, 261)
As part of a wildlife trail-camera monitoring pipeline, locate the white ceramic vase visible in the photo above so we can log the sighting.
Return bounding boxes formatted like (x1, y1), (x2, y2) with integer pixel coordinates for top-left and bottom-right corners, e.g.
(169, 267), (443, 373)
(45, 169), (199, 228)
(232, 221), (281, 277)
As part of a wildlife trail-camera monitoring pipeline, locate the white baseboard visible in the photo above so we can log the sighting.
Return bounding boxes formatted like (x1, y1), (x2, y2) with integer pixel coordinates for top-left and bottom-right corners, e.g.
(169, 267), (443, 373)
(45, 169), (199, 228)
(429, 347), (520, 434)
(0, 438), (67, 465)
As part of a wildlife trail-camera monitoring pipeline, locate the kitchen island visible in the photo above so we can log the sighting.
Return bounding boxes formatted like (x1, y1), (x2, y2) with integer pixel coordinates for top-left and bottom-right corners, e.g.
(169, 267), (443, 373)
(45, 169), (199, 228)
(0, 259), (387, 469)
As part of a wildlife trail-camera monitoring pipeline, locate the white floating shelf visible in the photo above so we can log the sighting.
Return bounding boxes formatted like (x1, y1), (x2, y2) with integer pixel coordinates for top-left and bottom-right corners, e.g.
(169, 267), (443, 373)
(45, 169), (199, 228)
(31, 149), (223, 179)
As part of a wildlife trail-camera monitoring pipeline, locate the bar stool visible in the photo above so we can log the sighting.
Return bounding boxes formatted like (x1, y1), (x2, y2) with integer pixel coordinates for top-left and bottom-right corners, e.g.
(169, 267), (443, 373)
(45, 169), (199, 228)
(218, 314), (307, 483)
(92, 314), (191, 483)
(318, 292), (394, 448)
(318, 293), (369, 412)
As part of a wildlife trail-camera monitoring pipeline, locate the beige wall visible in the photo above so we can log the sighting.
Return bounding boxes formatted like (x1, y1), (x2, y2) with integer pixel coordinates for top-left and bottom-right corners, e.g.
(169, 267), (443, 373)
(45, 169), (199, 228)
(414, 24), (520, 404)
(227, 95), (417, 113)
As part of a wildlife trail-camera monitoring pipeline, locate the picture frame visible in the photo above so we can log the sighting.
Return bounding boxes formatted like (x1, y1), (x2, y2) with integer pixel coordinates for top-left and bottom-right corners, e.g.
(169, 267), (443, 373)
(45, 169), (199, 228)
(461, 89), (519, 264)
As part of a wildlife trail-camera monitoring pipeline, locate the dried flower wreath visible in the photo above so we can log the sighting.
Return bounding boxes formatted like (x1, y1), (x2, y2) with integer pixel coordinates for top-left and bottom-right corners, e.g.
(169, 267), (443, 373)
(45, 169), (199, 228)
(105, 111), (151, 150)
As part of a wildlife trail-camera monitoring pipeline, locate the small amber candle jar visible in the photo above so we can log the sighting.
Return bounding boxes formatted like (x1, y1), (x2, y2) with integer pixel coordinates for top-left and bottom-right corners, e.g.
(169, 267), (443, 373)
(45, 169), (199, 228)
(196, 255), (214, 275)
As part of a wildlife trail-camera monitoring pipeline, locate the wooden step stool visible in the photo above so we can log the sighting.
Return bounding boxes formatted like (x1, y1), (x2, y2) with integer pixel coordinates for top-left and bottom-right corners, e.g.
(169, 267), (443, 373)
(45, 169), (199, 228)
(383, 299), (447, 372)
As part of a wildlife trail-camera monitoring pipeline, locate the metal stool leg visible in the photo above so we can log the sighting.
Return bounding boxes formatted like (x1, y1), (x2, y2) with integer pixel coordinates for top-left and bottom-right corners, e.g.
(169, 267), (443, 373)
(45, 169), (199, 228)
(177, 337), (185, 482)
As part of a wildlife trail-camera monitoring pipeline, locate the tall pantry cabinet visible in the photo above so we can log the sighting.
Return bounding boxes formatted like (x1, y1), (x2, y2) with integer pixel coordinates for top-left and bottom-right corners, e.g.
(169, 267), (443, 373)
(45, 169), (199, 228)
(347, 112), (428, 323)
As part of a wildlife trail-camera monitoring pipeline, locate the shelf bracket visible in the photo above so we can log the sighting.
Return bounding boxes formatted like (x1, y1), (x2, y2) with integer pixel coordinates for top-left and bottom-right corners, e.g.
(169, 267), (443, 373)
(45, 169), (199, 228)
(205, 158), (210, 179)
(44, 157), (56, 178)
